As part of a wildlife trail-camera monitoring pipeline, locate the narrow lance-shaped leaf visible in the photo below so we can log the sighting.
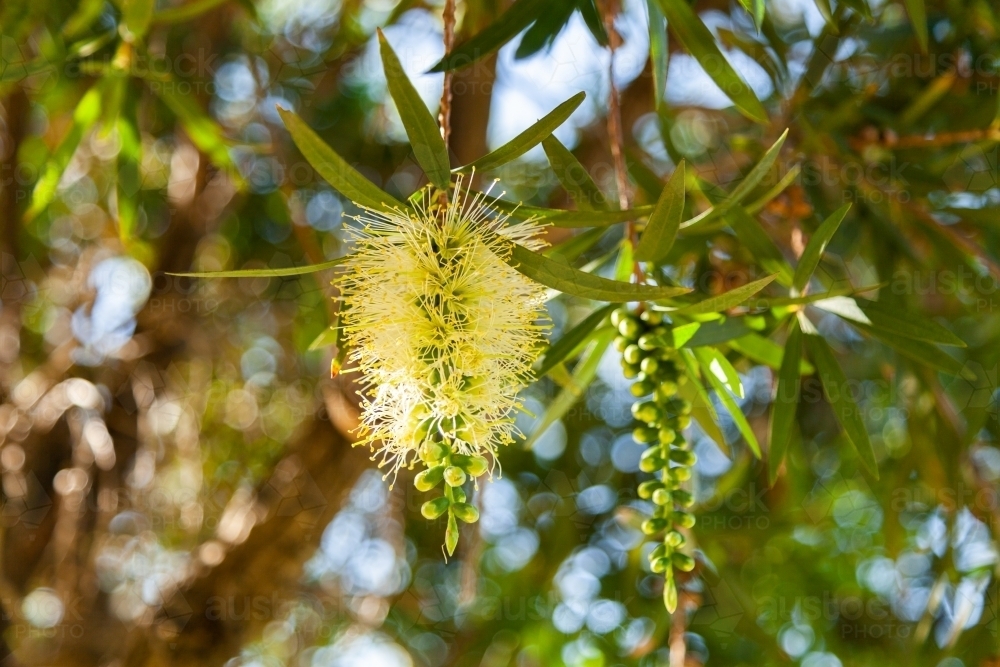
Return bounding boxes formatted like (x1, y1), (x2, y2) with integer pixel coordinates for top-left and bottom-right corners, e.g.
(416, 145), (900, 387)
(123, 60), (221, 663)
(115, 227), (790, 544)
(694, 348), (761, 457)
(457, 92), (585, 173)
(903, 0), (929, 53)
(726, 207), (794, 286)
(378, 30), (451, 189)
(857, 299), (965, 347)
(851, 322), (972, 379)
(170, 254), (351, 278)
(499, 241), (692, 302)
(278, 108), (405, 214)
(670, 274), (776, 315)
(768, 320), (802, 485)
(729, 333), (814, 374)
(804, 334), (879, 478)
(792, 203), (851, 294)
(27, 86), (102, 220)
(542, 135), (608, 210)
(634, 161), (685, 262)
(701, 347), (744, 398)
(678, 349), (729, 456)
(656, 0), (768, 123)
(684, 130), (788, 227)
(430, 0), (545, 72)
(647, 0), (669, 108)
(492, 199), (655, 228)
(535, 304), (616, 378)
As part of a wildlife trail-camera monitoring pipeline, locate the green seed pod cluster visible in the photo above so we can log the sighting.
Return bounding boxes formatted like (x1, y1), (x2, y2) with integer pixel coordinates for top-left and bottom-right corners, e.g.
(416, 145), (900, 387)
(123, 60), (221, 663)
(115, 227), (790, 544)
(414, 440), (488, 555)
(612, 306), (697, 612)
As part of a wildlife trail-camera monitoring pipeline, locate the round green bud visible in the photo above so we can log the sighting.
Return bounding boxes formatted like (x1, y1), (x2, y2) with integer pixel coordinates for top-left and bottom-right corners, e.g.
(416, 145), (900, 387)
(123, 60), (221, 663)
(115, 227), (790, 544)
(622, 364), (640, 379)
(671, 466), (692, 482)
(673, 490), (695, 507)
(632, 426), (658, 444)
(630, 380), (655, 397)
(649, 543), (667, 561)
(670, 450), (697, 467)
(652, 488), (671, 506)
(672, 552), (696, 572)
(453, 486), (467, 503)
(637, 480), (664, 499)
(618, 317), (642, 340)
(465, 455), (489, 477)
(414, 466), (445, 492)
(639, 453), (665, 473)
(623, 344), (643, 365)
(637, 333), (658, 351)
(639, 356), (660, 375)
(451, 502), (480, 523)
(666, 530), (686, 548)
(631, 401), (662, 424)
(641, 517), (669, 535)
(640, 310), (663, 325)
(658, 381), (678, 398)
(651, 556), (672, 573)
(418, 439), (448, 464)
(444, 466), (467, 487)
(610, 308), (629, 328)
(421, 496), (450, 520)
(657, 427), (676, 445)
(678, 399), (693, 415)
(613, 336), (629, 352)
(676, 415), (692, 429)
(672, 511), (696, 528)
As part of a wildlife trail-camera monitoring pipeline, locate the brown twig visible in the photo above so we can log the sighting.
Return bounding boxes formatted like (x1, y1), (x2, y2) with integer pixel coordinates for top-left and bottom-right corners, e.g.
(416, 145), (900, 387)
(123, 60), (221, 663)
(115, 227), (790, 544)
(438, 0), (457, 148)
(600, 1), (642, 282)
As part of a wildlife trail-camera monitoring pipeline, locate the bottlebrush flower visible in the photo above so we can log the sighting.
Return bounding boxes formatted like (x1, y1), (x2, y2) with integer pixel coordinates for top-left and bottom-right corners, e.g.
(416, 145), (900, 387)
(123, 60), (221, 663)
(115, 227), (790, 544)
(339, 177), (549, 482)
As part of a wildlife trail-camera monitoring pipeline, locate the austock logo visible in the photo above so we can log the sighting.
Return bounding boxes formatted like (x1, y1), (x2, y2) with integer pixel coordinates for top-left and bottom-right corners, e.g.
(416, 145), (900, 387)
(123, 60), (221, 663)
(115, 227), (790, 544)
(690, 575), (745, 645)
(1, 471), (53, 531)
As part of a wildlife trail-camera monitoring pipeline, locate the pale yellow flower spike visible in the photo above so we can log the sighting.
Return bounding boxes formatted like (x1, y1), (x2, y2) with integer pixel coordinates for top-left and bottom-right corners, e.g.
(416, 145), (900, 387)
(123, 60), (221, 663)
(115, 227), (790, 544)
(340, 175), (549, 486)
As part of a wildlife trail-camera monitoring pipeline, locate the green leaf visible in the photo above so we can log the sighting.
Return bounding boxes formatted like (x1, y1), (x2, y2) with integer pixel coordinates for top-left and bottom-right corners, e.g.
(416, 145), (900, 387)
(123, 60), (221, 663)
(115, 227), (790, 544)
(544, 227), (608, 262)
(700, 348), (744, 398)
(852, 322), (971, 378)
(811, 0), (839, 34)
(671, 322), (702, 348)
(278, 108), (405, 213)
(647, 0), (669, 108)
(857, 300), (965, 347)
(525, 328), (614, 448)
(308, 325), (341, 351)
(803, 334), (879, 478)
(535, 305), (615, 378)
(634, 161), (685, 262)
(792, 204), (850, 294)
(683, 317), (753, 347)
(725, 207), (794, 286)
(493, 201), (654, 228)
(903, 0), (929, 53)
(693, 348), (761, 457)
(656, 0), (768, 123)
(671, 274), (776, 315)
(500, 242), (692, 302)
(121, 0), (154, 39)
(768, 320), (801, 485)
(678, 350), (728, 455)
(729, 334), (814, 374)
(27, 87), (103, 221)
(170, 255), (351, 278)
(378, 30), (451, 190)
(542, 135), (608, 210)
(430, 0), (545, 72)
(457, 92), (585, 173)
(684, 130), (788, 227)
(576, 0), (610, 46)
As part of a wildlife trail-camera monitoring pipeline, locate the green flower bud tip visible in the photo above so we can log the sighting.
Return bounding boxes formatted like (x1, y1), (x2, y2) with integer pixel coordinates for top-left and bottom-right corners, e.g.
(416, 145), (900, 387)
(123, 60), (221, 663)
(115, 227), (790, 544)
(618, 317), (642, 340)
(451, 502), (480, 523)
(418, 440), (448, 464)
(414, 465), (444, 492)
(666, 530), (686, 548)
(638, 480), (663, 499)
(672, 552), (696, 572)
(640, 356), (659, 375)
(637, 333), (658, 351)
(623, 344), (643, 365)
(421, 496), (450, 520)
(652, 488), (671, 505)
(651, 556), (672, 573)
(444, 466), (467, 487)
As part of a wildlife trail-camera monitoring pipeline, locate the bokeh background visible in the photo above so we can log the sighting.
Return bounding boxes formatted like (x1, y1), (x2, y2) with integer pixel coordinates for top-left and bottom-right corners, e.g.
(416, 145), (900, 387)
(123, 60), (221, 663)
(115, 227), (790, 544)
(1, 0), (999, 665)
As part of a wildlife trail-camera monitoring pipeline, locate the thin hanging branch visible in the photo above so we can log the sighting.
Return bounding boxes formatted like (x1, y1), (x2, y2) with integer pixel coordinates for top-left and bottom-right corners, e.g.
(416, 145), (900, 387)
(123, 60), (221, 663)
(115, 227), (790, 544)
(438, 0), (458, 148)
(602, 0), (644, 281)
